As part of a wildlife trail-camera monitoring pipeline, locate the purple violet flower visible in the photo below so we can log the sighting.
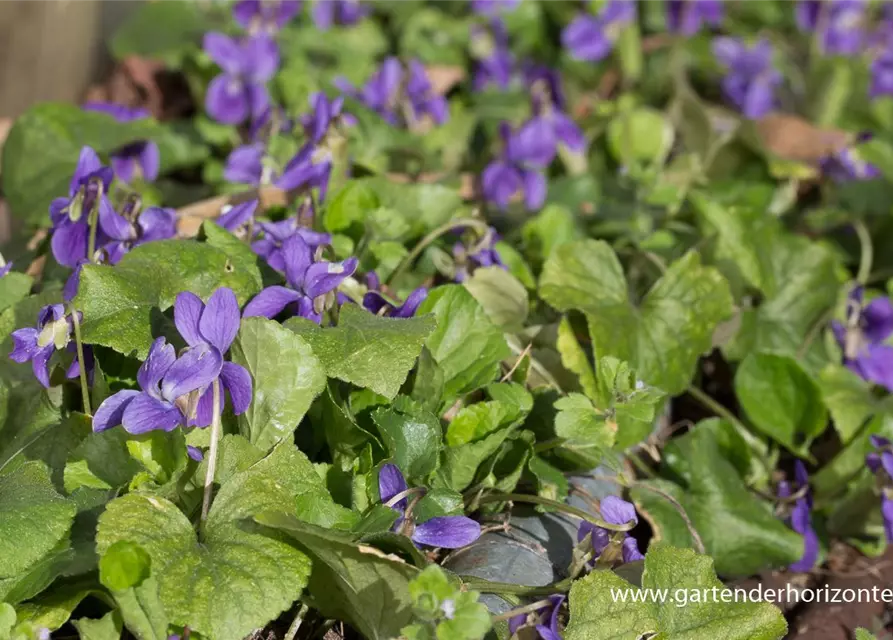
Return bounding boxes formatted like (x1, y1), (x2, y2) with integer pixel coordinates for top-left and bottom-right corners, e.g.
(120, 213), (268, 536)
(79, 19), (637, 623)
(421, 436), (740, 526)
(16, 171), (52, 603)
(832, 287), (893, 391)
(187, 445), (205, 462)
(562, 0), (636, 62)
(481, 123), (548, 211)
(49, 147), (130, 268)
(10, 305), (76, 388)
(778, 460), (819, 572)
(523, 63), (567, 112)
(471, 0), (520, 16)
(338, 57), (448, 128)
(173, 288), (253, 428)
(233, 0), (301, 33)
(821, 137), (881, 182)
(0, 258), (11, 279)
(379, 463), (481, 549)
(517, 93), (586, 168)
(472, 21), (515, 92)
(225, 144), (267, 186)
(796, 0), (867, 56)
(103, 204), (178, 265)
(204, 32), (279, 125)
(301, 92), (351, 144)
(452, 226), (507, 283)
(83, 103), (160, 183)
(217, 200), (259, 237)
(243, 234), (358, 322)
(871, 47), (893, 99)
(712, 37), (782, 119)
(92, 337), (223, 434)
(867, 435), (893, 542)
(252, 211), (332, 273)
(312, 0), (368, 30)
(576, 496), (644, 565)
(666, 0), (723, 35)
(508, 595), (565, 640)
(362, 272), (428, 318)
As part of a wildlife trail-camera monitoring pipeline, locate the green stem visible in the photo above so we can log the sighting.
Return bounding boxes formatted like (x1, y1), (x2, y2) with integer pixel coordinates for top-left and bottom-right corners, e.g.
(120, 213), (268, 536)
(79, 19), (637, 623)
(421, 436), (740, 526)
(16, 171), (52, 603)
(854, 219), (873, 286)
(283, 603), (309, 640)
(387, 218), (491, 285)
(67, 304), (91, 416)
(200, 380), (222, 525)
(461, 575), (572, 598)
(473, 492), (635, 531)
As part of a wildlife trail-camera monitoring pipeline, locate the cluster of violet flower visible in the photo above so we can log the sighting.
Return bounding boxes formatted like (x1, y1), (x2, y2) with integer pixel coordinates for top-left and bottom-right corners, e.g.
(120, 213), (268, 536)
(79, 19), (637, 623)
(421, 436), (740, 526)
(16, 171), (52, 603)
(576, 496), (644, 566)
(92, 288), (251, 444)
(866, 436), (893, 542)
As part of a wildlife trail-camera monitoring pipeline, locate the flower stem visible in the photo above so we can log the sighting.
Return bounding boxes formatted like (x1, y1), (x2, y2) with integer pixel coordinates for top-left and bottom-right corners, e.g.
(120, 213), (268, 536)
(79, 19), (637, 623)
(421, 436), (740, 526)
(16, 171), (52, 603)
(283, 603), (309, 640)
(472, 492), (635, 531)
(67, 304), (91, 416)
(387, 218), (490, 285)
(491, 599), (555, 623)
(854, 219), (873, 286)
(201, 380), (222, 525)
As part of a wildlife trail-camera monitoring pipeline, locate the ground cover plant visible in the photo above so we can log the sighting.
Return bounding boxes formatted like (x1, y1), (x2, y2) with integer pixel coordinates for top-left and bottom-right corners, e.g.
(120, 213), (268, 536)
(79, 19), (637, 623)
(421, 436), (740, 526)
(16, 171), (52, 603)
(4, 0), (893, 639)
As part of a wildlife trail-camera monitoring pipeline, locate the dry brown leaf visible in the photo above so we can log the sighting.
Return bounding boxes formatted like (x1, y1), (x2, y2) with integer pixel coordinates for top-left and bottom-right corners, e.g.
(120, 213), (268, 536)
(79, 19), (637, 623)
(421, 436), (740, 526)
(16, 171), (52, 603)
(755, 114), (851, 164)
(425, 65), (466, 97)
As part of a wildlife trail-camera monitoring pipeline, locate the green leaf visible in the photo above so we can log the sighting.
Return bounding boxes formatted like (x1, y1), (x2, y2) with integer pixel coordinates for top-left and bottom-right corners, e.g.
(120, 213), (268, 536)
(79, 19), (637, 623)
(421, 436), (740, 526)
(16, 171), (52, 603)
(372, 401), (442, 480)
(110, 1), (208, 63)
(593, 357), (665, 450)
(72, 612), (122, 640)
(1, 103), (166, 223)
(434, 426), (514, 492)
(540, 241), (733, 395)
(230, 317), (326, 450)
(554, 394), (615, 459)
(521, 205), (581, 266)
(363, 178), (463, 238)
(99, 542), (168, 640)
(734, 352), (827, 454)
(855, 629), (879, 640)
(254, 513), (420, 640)
(417, 285), (511, 399)
(75, 239), (261, 358)
(565, 544), (787, 640)
(463, 267), (529, 332)
(817, 364), (882, 444)
(286, 304), (435, 399)
(634, 428), (803, 577)
(556, 316), (599, 400)
(606, 107), (674, 166)
(324, 181), (381, 232)
(96, 447), (320, 640)
(528, 455), (569, 503)
(0, 462), (76, 579)
(0, 274), (32, 315)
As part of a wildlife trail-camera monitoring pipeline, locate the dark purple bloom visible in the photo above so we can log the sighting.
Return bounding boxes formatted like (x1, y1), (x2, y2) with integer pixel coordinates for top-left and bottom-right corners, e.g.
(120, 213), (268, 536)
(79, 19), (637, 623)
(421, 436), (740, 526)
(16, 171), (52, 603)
(508, 595), (565, 640)
(481, 123), (548, 211)
(821, 138), (881, 181)
(523, 63), (566, 112)
(471, 21), (514, 92)
(379, 463), (481, 549)
(338, 57), (448, 128)
(0, 260), (11, 278)
(832, 287), (893, 391)
(778, 461), (819, 572)
(243, 234), (358, 323)
(187, 445), (205, 462)
(217, 200), (259, 236)
(517, 94), (586, 168)
(252, 213), (332, 273)
(471, 0), (520, 16)
(204, 33), (279, 125)
(576, 496), (644, 565)
(103, 205), (178, 265)
(92, 337), (222, 434)
(301, 92), (351, 144)
(277, 144), (334, 199)
(49, 147), (130, 268)
(561, 1), (636, 62)
(452, 226), (506, 283)
(10, 305), (70, 388)
(666, 0), (723, 35)
(712, 37), (782, 119)
(312, 0), (368, 30)
(871, 47), (893, 99)
(796, 0), (867, 56)
(867, 435), (893, 542)
(82, 102), (160, 183)
(224, 144), (266, 186)
(233, 0), (301, 33)
(362, 272), (427, 318)
(173, 288), (253, 428)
